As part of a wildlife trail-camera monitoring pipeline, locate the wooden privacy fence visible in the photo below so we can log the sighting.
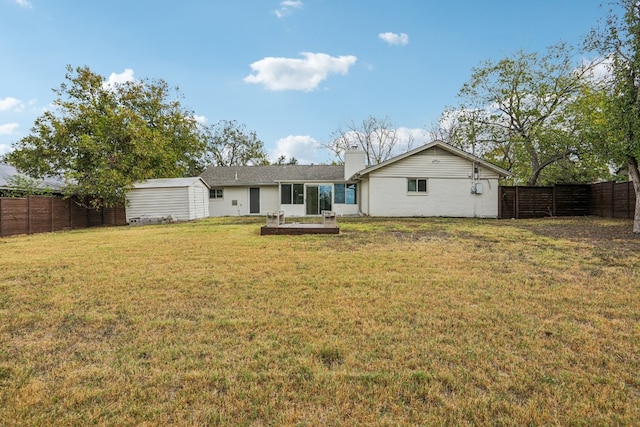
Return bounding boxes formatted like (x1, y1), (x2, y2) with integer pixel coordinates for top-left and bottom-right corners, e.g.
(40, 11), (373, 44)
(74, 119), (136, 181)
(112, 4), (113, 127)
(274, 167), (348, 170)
(0, 196), (126, 237)
(499, 182), (636, 219)
(589, 181), (637, 218)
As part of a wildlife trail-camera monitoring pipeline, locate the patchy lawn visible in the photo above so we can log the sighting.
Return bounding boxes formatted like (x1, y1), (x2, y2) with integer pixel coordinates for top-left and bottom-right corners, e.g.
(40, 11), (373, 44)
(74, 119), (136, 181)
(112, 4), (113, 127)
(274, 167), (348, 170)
(0, 216), (638, 425)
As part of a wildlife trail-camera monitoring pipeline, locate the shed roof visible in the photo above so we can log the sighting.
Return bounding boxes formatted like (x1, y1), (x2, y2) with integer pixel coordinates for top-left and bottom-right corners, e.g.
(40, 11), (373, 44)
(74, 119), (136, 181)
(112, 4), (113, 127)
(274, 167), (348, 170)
(200, 165), (345, 187)
(0, 163), (66, 191)
(132, 177), (210, 189)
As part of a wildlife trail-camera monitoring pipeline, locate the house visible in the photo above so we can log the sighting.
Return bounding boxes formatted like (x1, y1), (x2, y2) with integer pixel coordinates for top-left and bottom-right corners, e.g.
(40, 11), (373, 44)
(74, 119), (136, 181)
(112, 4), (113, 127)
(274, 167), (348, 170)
(125, 177), (210, 223)
(200, 163), (361, 217)
(354, 141), (510, 217)
(199, 141), (511, 218)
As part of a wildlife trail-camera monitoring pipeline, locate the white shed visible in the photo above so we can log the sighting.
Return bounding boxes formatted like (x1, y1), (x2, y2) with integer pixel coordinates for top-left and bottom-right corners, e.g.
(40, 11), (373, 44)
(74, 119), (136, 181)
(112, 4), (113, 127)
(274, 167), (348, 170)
(126, 177), (210, 223)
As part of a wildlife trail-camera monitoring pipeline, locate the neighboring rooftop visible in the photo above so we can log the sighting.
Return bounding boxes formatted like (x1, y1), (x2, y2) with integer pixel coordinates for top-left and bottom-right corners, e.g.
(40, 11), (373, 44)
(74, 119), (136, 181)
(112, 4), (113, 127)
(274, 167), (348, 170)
(0, 163), (66, 192)
(200, 165), (345, 187)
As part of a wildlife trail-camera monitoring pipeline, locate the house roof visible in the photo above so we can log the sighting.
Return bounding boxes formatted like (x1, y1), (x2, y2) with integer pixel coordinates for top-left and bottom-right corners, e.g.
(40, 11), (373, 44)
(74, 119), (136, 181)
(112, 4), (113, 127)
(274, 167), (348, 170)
(353, 140), (512, 179)
(200, 165), (345, 187)
(132, 177), (210, 189)
(0, 163), (66, 191)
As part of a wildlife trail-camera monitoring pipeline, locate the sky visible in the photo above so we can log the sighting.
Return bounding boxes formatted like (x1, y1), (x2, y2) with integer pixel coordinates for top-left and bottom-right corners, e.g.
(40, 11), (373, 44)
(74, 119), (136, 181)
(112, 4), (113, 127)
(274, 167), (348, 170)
(0, 0), (614, 165)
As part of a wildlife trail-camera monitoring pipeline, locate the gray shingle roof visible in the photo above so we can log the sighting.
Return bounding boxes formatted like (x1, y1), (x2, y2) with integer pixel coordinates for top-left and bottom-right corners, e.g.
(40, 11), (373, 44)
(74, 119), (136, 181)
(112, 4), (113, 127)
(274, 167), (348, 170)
(0, 163), (66, 191)
(200, 165), (345, 187)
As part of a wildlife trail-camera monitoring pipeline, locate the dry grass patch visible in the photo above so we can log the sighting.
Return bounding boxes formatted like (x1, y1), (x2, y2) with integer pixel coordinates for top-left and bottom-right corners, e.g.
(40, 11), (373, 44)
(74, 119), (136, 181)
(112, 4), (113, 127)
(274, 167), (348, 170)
(1, 216), (639, 425)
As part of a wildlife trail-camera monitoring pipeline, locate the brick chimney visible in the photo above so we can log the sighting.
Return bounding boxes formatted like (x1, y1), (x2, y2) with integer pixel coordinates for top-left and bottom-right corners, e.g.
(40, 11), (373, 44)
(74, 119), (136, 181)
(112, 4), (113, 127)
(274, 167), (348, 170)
(344, 146), (366, 180)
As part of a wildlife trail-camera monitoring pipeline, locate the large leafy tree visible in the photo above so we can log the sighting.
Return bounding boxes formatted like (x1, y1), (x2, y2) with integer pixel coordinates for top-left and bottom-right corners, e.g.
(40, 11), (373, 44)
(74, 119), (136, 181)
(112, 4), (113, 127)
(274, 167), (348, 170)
(3, 65), (207, 208)
(440, 44), (610, 186)
(587, 0), (640, 233)
(205, 120), (269, 166)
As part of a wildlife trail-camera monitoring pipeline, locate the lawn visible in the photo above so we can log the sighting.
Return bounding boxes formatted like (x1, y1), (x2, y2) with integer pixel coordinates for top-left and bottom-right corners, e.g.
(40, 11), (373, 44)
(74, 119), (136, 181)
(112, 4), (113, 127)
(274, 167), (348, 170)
(0, 216), (639, 425)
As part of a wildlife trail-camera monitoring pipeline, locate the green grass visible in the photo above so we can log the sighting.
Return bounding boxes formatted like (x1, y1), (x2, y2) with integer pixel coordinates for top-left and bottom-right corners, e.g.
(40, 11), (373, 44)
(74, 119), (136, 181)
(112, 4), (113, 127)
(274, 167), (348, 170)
(1, 216), (639, 425)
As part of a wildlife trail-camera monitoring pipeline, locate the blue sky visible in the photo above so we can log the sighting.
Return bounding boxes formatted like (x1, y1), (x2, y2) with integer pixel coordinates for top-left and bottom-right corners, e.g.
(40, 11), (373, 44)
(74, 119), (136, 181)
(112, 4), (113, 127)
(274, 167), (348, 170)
(0, 0), (611, 165)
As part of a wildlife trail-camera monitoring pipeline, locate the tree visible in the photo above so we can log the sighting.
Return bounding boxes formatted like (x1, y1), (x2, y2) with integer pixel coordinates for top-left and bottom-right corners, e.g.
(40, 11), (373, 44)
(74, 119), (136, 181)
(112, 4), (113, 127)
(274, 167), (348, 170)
(3, 65), (207, 208)
(205, 120), (269, 166)
(441, 44), (610, 185)
(273, 155), (298, 165)
(587, 0), (640, 232)
(326, 115), (412, 165)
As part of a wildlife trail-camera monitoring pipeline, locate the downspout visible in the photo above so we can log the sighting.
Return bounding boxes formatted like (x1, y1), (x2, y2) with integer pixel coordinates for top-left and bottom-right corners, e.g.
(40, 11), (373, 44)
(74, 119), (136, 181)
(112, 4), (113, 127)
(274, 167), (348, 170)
(470, 144), (478, 217)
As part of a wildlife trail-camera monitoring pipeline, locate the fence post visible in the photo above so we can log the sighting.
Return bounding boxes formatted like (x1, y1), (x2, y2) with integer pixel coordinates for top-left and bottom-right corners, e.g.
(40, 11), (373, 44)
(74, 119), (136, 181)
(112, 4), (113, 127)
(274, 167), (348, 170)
(50, 196), (54, 232)
(600, 182), (604, 217)
(610, 181), (615, 218)
(28, 196), (32, 235)
(515, 186), (520, 219)
(552, 185), (557, 216)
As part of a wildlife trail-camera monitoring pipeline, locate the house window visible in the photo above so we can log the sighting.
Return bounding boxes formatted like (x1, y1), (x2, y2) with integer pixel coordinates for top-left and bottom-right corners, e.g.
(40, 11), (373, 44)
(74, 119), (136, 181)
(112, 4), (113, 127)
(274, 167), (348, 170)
(281, 184), (292, 204)
(210, 188), (223, 199)
(281, 183), (304, 204)
(335, 183), (357, 204)
(407, 178), (428, 193)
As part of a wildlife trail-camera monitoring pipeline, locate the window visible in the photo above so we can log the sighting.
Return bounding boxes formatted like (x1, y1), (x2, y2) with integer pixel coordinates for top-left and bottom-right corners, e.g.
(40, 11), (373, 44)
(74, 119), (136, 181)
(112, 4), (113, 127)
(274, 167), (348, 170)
(335, 184), (345, 203)
(346, 184), (357, 204)
(281, 184), (304, 204)
(293, 184), (304, 204)
(210, 188), (223, 199)
(335, 183), (357, 204)
(407, 178), (428, 193)
(281, 184), (292, 204)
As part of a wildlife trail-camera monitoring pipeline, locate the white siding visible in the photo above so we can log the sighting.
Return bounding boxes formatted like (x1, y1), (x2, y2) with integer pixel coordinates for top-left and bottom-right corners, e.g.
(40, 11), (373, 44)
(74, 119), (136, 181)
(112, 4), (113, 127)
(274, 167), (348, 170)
(360, 179), (370, 216)
(260, 187), (279, 214)
(366, 176), (500, 217)
(126, 187), (190, 221)
(209, 186), (278, 216)
(281, 203), (306, 217)
(126, 178), (210, 222)
(372, 147), (483, 178)
(209, 187), (247, 216)
(362, 147), (501, 218)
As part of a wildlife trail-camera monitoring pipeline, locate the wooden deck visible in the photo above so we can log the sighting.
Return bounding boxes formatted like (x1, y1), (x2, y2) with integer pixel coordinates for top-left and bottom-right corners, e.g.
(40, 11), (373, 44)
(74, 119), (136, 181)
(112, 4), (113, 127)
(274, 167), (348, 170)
(260, 223), (339, 235)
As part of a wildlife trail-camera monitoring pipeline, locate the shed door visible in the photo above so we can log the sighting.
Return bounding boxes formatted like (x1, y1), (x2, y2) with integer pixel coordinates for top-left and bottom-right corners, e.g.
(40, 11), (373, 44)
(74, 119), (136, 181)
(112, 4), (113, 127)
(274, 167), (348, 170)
(249, 187), (260, 214)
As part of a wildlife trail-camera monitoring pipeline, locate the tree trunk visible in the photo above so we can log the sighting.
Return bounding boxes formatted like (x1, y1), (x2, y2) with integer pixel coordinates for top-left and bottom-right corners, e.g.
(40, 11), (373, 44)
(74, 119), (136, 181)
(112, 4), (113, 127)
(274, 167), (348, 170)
(628, 157), (640, 233)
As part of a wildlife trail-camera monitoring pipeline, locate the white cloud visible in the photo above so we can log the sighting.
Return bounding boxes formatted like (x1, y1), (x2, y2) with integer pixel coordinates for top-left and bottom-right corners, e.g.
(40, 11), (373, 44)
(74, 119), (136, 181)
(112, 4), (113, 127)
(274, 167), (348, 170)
(379, 32), (409, 46)
(15, 0), (32, 8)
(272, 135), (322, 164)
(245, 52), (357, 92)
(193, 115), (207, 126)
(582, 56), (613, 84)
(275, 0), (303, 18)
(0, 123), (20, 135)
(0, 97), (24, 112)
(0, 144), (12, 156)
(396, 127), (431, 147)
(104, 68), (135, 88)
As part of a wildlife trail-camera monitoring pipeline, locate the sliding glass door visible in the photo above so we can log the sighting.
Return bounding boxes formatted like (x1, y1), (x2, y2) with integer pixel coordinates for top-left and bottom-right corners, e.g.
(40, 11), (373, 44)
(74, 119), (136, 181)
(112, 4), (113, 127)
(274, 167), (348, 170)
(305, 185), (332, 215)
